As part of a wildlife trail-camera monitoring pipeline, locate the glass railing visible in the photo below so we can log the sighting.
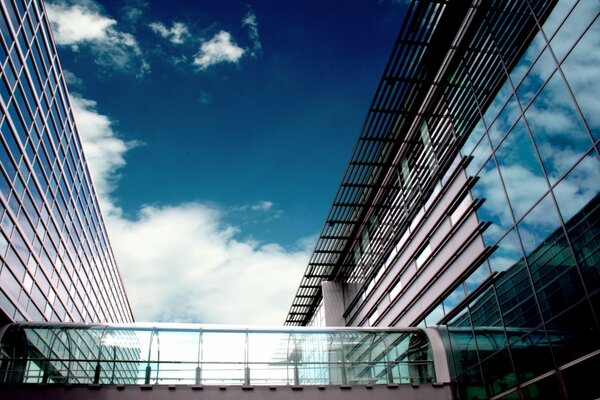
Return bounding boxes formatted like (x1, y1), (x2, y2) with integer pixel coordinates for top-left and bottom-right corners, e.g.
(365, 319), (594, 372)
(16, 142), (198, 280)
(0, 323), (436, 386)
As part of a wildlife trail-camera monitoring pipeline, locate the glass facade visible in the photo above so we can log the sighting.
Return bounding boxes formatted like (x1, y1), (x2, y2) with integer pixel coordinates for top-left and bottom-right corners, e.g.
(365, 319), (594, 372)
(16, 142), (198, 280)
(0, 0), (133, 323)
(0, 324), (439, 386)
(417, 1), (600, 398)
(289, 0), (600, 399)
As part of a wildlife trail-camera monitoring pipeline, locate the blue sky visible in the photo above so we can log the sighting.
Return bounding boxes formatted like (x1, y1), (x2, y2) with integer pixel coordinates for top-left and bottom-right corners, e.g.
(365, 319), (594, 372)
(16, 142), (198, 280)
(45, 0), (408, 323)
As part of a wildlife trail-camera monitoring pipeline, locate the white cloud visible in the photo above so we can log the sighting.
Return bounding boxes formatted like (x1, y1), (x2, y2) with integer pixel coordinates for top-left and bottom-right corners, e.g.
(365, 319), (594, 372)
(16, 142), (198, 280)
(69, 94), (137, 214)
(46, 2), (114, 45)
(46, 1), (149, 77)
(108, 204), (308, 323)
(63, 69), (84, 89)
(242, 9), (262, 56)
(251, 200), (273, 212)
(149, 21), (190, 45)
(193, 31), (245, 70)
(70, 85), (310, 324)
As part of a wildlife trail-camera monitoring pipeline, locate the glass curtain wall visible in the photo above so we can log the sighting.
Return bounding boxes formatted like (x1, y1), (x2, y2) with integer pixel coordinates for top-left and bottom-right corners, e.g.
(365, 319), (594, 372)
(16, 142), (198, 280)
(418, 1), (600, 399)
(0, 0), (133, 323)
(0, 324), (436, 386)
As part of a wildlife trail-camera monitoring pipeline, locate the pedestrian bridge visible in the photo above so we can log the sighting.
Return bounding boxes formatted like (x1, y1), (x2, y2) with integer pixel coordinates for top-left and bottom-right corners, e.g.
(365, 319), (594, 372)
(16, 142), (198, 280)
(0, 323), (451, 400)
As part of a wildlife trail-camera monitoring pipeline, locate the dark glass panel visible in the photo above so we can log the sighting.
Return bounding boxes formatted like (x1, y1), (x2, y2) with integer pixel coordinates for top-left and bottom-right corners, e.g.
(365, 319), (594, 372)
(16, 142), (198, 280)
(522, 373), (562, 400)
(561, 16), (600, 141)
(480, 349), (517, 397)
(509, 328), (553, 384)
(545, 300), (600, 366)
(562, 352), (600, 400)
(472, 157), (513, 245)
(564, 190), (600, 301)
(454, 366), (487, 400)
(528, 224), (583, 322)
(0, 9), (12, 43)
(496, 118), (548, 220)
(3, 0), (20, 31)
(525, 72), (592, 184)
(0, 74), (11, 104)
(495, 259), (542, 331)
(470, 286), (504, 328)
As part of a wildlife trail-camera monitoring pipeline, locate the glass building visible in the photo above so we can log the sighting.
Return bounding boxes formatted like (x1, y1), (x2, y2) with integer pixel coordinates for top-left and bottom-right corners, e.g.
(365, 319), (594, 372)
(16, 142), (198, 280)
(287, 0), (600, 399)
(0, 0), (133, 324)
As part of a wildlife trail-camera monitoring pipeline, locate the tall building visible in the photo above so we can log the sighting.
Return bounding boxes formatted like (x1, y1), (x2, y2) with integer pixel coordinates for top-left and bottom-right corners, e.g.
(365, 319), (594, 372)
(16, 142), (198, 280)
(287, 0), (600, 399)
(0, 0), (133, 324)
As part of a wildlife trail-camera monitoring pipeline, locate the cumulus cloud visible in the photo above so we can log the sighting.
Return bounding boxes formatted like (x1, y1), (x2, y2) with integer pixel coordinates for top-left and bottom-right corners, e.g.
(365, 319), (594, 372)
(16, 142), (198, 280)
(242, 9), (262, 57)
(149, 21), (190, 44)
(46, 0), (149, 76)
(108, 204), (308, 323)
(193, 31), (245, 70)
(70, 81), (309, 323)
(69, 94), (137, 214)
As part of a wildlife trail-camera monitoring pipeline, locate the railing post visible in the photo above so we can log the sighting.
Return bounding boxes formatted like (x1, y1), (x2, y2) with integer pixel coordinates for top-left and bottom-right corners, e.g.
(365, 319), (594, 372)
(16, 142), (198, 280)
(293, 363), (299, 385)
(195, 366), (202, 385)
(340, 361), (347, 385)
(93, 363), (101, 384)
(144, 365), (151, 384)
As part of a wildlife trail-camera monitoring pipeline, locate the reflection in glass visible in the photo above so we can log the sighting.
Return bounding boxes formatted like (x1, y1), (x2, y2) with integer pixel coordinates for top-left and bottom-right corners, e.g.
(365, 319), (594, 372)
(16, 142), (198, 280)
(508, 328), (553, 384)
(480, 349), (516, 397)
(525, 72), (592, 183)
(516, 47), (555, 108)
(443, 285), (466, 316)
(553, 151), (600, 221)
(510, 31), (547, 88)
(496, 119), (548, 221)
(517, 193), (561, 255)
(488, 229), (522, 273)
(465, 134), (491, 177)
(472, 158), (513, 245)
(488, 95), (521, 147)
(482, 79), (513, 129)
(496, 258), (541, 331)
(465, 263), (491, 294)
(0, 324), (437, 386)
(461, 119), (486, 157)
(549, 0), (600, 62)
(561, 16), (600, 140)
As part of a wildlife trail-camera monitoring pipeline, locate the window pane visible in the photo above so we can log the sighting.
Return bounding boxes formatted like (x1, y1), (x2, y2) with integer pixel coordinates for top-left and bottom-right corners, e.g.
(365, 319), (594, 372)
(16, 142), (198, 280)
(561, 17), (600, 141)
(496, 119), (548, 220)
(525, 72), (592, 183)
